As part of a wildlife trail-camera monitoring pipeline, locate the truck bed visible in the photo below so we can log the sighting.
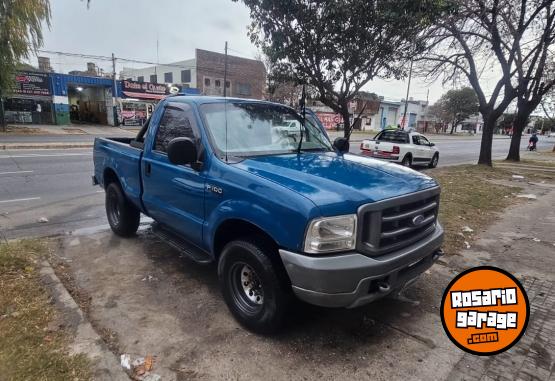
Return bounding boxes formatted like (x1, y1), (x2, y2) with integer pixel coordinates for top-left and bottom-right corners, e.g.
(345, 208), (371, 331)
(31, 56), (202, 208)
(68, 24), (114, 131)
(93, 137), (144, 211)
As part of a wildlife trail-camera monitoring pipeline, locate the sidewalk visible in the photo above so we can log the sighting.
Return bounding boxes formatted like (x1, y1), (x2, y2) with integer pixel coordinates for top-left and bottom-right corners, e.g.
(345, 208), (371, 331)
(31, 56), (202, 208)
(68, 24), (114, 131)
(0, 124), (137, 149)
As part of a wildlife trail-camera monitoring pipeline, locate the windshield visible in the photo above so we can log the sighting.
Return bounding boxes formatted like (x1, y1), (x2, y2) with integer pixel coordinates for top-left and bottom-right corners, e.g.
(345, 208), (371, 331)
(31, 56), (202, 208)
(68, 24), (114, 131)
(375, 130), (409, 144)
(200, 102), (333, 157)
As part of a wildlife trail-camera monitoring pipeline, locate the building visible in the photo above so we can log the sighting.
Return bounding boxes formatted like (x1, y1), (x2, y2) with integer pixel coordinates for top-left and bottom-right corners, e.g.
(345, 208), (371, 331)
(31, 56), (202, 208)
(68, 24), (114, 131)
(121, 48), (266, 99)
(3, 71), (55, 124)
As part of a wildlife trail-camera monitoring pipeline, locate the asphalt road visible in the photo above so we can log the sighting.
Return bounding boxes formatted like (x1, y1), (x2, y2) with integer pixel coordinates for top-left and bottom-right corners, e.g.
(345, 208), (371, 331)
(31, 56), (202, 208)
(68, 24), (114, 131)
(0, 136), (553, 239)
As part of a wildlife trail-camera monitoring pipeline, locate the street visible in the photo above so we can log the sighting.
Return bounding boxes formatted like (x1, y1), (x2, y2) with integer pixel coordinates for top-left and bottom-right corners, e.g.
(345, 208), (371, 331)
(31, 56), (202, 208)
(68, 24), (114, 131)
(1, 136), (553, 239)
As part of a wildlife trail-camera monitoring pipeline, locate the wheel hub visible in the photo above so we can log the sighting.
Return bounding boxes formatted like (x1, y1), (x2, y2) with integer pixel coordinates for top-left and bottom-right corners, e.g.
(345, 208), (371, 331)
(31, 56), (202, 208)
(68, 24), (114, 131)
(240, 264), (264, 305)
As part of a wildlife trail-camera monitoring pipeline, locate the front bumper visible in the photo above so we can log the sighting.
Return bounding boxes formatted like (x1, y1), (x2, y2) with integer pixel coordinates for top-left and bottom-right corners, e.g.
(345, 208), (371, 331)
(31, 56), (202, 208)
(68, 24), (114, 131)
(279, 223), (444, 308)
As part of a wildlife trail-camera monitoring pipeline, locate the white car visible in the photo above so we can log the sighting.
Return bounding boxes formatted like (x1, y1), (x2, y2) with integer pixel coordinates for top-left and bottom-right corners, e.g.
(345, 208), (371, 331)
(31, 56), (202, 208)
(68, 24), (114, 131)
(548, 131), (555, 138)
(360, 129), (440, 168)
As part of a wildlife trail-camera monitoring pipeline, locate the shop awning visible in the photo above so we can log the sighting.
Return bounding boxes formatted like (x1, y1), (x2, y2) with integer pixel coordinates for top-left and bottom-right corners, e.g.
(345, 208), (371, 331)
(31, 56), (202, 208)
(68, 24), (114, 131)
(122, 91), (166, 100)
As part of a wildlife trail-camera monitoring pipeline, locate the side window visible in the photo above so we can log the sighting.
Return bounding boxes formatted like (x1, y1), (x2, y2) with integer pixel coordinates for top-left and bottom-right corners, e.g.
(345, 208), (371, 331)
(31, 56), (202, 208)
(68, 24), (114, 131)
(154, 106), (196, 153)
(419, 136), (430, 146)
(412, 135), (420, 145)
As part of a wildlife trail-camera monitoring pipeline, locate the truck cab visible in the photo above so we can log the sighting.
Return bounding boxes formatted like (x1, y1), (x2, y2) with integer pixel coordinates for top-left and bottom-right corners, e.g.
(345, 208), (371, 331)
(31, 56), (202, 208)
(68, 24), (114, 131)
(93, 96), (444, 333)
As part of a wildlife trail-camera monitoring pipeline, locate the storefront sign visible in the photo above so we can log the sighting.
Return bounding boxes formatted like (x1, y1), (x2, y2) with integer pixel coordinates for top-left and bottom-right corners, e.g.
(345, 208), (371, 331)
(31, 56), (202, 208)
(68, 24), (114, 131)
(122, 80), (175, 96)
(14, 71), (51, 96)
(316, 112), (343, 130)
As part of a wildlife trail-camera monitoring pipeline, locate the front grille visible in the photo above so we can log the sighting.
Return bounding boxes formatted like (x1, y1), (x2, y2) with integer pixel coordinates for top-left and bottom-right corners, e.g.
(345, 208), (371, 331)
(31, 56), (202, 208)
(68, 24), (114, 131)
(357, 187), (440, 256)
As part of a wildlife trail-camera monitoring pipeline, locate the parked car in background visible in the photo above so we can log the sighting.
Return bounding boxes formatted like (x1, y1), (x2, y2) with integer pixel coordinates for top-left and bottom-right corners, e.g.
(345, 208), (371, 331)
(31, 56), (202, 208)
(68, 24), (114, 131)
(548, 131), (555, 138)
(360, 129), (440, 168)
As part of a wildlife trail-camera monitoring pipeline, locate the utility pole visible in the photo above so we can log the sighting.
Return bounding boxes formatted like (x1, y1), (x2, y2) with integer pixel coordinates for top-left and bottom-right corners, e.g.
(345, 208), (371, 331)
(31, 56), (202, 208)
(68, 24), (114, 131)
(111, 53), (118, 97)
(401, 58), (414, 129)
(223, 41), (228, 97)
(112, 53), (119, 126)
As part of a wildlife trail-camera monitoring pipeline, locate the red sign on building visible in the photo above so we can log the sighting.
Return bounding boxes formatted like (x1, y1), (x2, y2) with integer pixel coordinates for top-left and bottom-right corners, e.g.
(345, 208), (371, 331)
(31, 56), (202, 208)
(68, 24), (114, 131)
(316, 112), (342, 130)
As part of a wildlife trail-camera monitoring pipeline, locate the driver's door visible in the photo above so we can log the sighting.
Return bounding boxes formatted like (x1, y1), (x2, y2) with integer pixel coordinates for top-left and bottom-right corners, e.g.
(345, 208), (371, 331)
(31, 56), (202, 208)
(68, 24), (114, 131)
(141, 103), (205, 246)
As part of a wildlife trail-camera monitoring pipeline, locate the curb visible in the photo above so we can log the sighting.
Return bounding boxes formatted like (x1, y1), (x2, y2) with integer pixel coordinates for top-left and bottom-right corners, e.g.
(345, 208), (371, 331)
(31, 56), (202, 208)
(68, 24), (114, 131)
(40, 260), (129, 381)
(1, 143), (93, 150)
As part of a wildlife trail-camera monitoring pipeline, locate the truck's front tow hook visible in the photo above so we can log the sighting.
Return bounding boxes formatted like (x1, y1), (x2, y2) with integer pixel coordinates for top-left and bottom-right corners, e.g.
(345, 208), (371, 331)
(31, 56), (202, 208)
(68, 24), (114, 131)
(377, 282), (391, 293)
(432, 249), (445, 261)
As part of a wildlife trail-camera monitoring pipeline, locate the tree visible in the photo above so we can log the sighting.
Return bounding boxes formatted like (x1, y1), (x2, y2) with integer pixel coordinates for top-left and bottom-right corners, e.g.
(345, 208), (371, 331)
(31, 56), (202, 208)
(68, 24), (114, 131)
(418, 0), (554, 166)
(0, 0), (50, 131)
(237, 0), (450, 139)
(428, 98), (451, 132)
(505, 2), (555, 161)
(440, 87), (479, 134)
(255, 51), (303, 106)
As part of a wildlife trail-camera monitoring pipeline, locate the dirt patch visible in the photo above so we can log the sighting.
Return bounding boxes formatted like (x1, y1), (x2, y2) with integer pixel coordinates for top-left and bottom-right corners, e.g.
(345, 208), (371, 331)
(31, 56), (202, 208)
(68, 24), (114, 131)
(427, 165), (521, 255)
(62, 127), (87, 134)
(0, 240), (91, 380)
(2, 125), (49, 135)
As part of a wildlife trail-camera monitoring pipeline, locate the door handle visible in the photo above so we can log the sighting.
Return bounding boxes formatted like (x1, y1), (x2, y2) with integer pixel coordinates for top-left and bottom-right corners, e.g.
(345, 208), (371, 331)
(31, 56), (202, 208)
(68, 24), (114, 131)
(145, 162), (151, 176)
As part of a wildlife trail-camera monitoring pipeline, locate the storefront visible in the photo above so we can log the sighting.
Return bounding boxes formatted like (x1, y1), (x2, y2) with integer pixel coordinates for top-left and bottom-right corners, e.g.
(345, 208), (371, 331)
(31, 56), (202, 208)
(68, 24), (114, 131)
(119, 80), (170, 126)
(3, 71), (54, 124)
(51, 73), (116, 125)
(118, 80), (200, 126)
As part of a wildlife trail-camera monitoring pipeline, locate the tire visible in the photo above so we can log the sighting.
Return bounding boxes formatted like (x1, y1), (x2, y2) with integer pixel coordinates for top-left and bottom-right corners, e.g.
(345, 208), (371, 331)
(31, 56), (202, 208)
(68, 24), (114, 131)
(105, 182), (140, 237)
(218, 238), (289, 333)
(428, 153), (439, 168)
(401, 154), (412, 167)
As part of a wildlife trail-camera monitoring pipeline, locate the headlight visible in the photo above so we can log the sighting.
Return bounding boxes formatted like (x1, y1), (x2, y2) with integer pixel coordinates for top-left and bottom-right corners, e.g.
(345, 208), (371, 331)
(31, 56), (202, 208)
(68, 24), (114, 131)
(304, 215), (357, 254)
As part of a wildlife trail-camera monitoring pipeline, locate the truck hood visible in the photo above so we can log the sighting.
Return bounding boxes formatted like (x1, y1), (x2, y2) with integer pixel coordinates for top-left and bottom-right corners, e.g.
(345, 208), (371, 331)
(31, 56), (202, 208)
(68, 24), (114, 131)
(232, 152), (438, 216)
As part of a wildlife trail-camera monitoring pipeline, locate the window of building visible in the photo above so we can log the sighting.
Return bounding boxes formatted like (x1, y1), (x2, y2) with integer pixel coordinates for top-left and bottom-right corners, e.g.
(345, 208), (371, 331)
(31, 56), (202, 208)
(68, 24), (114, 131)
(237, 83), (252, 96)
(164, 72), (173, 83)
(204, 77), (211, 87)
(137, 76), (144, 83)
(150, 74), (157, 83)
(154, 105), (196, 153)
(225, 81), (230, 88)
(215, 79), (221, 87)
(181, 70), (191, 83)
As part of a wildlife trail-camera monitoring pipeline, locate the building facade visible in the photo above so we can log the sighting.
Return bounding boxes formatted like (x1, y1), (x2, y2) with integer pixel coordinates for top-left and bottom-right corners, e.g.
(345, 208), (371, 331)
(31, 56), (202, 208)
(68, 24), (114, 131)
(121, 49), (266, 100)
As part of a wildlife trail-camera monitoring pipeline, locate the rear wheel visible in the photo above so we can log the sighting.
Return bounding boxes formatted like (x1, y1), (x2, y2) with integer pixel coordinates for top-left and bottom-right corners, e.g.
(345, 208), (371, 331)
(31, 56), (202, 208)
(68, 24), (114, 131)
(218, 238), (289, 333)
(428, 153), (439, 168)
(401, 154), (412, 167)
(105, 182), (140, 237)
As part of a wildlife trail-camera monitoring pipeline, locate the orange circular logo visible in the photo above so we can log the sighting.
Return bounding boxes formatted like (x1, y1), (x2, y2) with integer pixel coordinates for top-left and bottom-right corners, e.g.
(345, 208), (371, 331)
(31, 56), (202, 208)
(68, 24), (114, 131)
(440, 266), (529, 356)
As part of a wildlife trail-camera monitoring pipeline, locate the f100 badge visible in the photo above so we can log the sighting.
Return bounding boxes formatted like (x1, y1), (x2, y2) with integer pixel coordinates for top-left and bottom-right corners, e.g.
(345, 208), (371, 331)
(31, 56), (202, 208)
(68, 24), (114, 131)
(440, 266), (529, 356)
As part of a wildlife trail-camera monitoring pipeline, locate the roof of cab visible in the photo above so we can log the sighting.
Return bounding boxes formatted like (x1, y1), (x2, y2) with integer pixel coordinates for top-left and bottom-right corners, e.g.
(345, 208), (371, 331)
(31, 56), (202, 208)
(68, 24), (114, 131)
(165, 95), (290, 108)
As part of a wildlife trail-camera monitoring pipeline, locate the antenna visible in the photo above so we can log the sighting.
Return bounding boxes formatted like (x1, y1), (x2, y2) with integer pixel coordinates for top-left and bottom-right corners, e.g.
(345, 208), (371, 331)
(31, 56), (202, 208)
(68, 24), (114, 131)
(224, 42), (228, 161)
(297, 84), (306, 155)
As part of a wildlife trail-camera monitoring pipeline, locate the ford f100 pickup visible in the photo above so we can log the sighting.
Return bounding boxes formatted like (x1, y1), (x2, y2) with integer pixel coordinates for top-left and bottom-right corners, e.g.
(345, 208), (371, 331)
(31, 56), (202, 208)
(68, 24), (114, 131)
(93, 96), (444, 333)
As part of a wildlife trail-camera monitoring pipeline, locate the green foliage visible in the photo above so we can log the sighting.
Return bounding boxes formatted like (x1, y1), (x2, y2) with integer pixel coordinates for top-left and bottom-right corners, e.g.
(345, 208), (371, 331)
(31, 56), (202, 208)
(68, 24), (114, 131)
(237, 0), (452, 135)
(431, 87), (479, 132)
(0, 0), (51, 93)
(534, 117), (555, 132)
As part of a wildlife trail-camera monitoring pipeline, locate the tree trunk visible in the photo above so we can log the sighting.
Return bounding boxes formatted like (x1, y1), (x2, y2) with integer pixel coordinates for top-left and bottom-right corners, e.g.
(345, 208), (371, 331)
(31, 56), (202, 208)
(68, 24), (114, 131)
(506, 122), (524, 161)
(341, 109), (351, 139)
(450, 119), (457, 134)
(0, 90), (6, 133)
(478, 115), (496, 166)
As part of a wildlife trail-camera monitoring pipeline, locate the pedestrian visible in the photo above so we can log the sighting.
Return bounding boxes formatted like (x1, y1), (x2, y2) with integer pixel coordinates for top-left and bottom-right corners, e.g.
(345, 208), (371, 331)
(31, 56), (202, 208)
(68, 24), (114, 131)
(528, 132), (538, 151)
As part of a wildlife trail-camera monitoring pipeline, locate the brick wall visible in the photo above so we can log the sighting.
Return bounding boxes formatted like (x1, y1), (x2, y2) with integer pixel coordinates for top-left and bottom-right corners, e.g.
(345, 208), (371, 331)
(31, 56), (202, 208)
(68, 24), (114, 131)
(195, 49), (266, 99)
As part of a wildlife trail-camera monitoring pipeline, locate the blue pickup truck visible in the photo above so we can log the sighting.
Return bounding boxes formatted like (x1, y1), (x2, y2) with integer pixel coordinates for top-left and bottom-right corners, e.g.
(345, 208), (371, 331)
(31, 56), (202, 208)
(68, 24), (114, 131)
(93, 96), (444, 333)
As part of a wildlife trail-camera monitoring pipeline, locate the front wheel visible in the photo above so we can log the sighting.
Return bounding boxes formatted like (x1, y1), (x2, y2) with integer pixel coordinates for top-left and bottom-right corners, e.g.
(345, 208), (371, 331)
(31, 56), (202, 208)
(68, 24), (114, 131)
(105, 182), (140, 237)
(218, 239), (289, 333)
(428, 153), (439, 168)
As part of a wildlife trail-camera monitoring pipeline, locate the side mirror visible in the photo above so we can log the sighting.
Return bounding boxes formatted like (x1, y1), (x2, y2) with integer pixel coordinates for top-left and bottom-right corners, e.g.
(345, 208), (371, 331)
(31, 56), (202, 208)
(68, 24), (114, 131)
(430, 142), (435, 147)
(333, 137), (350, 153)
(167, 137), (197, 166)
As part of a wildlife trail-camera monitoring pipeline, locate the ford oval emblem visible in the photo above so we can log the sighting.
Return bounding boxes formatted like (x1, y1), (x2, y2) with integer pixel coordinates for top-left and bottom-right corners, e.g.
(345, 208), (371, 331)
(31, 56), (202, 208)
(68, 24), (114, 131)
(412, 214), (425, 226)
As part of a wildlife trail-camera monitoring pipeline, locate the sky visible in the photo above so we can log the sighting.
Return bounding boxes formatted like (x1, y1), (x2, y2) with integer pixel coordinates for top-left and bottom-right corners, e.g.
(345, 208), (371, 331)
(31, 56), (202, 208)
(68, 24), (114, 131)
(34, 0), (473, 104)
